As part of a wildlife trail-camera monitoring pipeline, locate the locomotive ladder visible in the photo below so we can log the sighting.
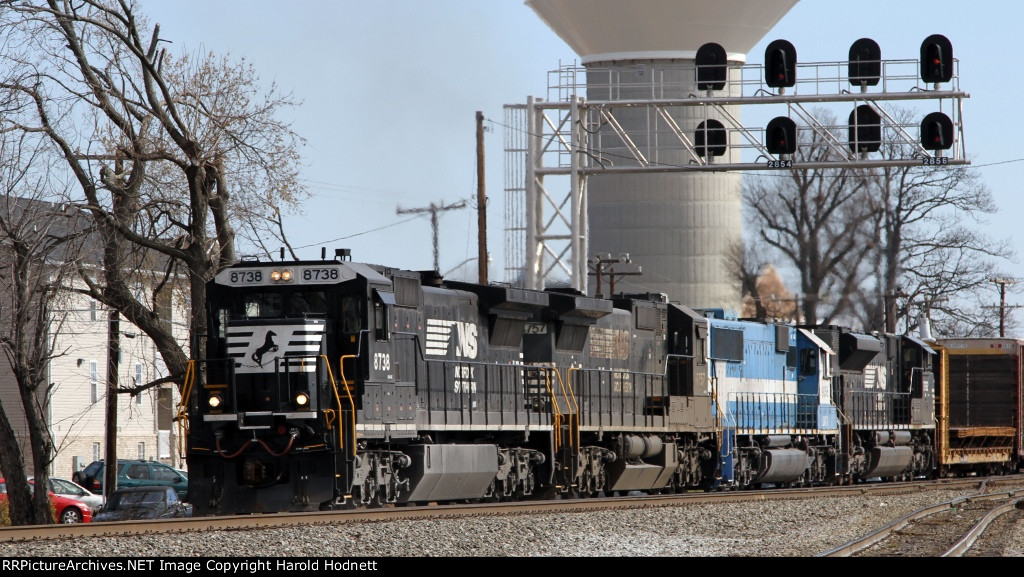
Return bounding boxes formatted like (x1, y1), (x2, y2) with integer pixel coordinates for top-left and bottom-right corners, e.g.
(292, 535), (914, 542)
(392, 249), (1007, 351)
(175, 360), (199, 460)
(330, 354), (358, 457)
(547, 367), (581, 493)
(319, 354), (359, 505)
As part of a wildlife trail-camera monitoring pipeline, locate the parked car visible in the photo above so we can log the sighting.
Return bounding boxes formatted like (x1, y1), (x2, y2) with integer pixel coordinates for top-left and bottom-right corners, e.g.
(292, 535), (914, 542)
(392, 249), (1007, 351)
(73, 459), (188, 500)
(31, 477), (105, 514)
(93, 486), (192, 522)
(0, 478), (93, 524)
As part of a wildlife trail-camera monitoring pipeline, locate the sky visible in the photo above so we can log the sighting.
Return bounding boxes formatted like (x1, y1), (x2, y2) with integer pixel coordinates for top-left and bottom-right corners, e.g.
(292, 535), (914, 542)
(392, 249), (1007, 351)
(138, 1), (1024, 327)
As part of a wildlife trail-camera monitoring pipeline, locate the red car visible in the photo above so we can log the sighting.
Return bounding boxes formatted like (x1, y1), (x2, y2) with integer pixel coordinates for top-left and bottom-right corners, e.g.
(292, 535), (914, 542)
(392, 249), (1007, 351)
(0, 478), (93, 523)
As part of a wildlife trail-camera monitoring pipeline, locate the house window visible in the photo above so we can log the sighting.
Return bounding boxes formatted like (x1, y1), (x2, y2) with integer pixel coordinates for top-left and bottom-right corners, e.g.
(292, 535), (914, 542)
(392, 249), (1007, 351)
(137, 442), (145, 460)
(135, 363), (143, 405)
(90, 300), (97, 321)
(92, 443), (100, 462)
(90, 361), (99, 403)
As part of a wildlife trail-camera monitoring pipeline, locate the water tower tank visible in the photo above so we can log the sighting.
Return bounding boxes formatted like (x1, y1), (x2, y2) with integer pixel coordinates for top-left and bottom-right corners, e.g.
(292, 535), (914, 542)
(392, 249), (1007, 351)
(526, 0), (798, 309)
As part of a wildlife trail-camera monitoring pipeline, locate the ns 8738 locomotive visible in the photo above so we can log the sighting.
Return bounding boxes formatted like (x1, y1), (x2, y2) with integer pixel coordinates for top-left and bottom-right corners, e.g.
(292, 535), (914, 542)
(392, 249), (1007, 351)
(183, 251), (734, 515)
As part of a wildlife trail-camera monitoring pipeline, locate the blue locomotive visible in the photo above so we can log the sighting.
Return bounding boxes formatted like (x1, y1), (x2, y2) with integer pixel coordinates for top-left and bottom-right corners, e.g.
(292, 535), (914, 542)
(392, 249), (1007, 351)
(706, 310), (839, 488)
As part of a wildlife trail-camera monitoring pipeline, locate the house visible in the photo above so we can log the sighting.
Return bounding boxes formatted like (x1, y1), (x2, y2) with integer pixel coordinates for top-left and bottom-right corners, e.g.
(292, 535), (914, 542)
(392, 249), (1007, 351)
(46, 288), (188, 478)
(0, 199), (189, 480)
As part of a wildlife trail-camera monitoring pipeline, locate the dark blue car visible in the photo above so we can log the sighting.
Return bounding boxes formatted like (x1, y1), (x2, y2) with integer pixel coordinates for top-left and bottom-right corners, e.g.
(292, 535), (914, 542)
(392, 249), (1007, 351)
(73, 459), (188, 500)
(93, 486), (192, 522)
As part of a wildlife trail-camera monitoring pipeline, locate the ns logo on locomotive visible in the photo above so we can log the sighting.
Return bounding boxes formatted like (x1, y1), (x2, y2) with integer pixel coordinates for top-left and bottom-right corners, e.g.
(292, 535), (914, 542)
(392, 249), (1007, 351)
(178, 250), (1024, 515)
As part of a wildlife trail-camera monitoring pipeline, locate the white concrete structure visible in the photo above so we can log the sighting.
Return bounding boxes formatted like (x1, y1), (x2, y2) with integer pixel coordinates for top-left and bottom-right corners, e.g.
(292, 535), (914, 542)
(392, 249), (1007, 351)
(523, 0), (798, 308)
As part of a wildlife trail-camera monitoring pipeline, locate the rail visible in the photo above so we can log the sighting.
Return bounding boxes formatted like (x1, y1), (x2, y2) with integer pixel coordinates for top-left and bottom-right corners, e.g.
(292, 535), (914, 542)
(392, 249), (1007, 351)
(817, 490), (1024, 557)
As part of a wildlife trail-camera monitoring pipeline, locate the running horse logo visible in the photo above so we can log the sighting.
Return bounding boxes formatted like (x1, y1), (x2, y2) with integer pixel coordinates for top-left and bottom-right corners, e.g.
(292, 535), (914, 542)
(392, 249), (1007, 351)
(251, 331), (279, 367)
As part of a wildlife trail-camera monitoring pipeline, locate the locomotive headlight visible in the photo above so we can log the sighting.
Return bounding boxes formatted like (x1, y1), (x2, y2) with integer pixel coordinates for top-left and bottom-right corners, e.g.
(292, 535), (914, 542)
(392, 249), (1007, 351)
(207, 394), (222, 409)
(294, 391), (310, 408)
(270, 269), (294, 283)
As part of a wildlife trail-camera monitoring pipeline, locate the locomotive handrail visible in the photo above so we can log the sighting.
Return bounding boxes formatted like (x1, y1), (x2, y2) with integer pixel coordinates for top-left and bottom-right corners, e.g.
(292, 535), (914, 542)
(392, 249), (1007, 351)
(340, 329), (371, 385)
(724, 390), (826, 432)
(175, 360), (198, 459)
(319, 358), (343, 450)
(709, 376), (725, 470)
(334, 354), (358, 457)
(843, 388), (915, 428)
(564, 367), (582, 451)
(391, 330), (428, 361)
(542, 368), (568, 453)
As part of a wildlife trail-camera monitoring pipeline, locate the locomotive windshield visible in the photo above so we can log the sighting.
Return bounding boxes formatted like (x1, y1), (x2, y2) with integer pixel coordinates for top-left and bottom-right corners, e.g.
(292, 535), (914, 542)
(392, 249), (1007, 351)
(213, 289), (328, 339)
(239, 290), (327, 319)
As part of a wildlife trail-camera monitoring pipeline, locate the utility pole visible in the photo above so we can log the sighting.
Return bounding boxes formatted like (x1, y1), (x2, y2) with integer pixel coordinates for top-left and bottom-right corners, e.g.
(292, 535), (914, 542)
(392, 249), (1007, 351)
(476, 111), (488, 285)
(883, 288), (908, 334)
(991, 278), (1018, 337)
(104, 310), (120, 500)
(588, 254), (642, 298)
(396, 199), (467, 272)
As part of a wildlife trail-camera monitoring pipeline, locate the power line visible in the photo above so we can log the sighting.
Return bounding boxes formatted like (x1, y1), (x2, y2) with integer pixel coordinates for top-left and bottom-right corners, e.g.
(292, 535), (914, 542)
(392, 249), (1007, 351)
(291, 215), (423, 251)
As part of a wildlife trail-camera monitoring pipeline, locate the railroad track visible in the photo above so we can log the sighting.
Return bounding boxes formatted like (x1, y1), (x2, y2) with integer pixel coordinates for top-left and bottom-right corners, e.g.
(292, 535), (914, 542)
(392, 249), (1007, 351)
(1, 475), (1021, 545)
(818, 487), (1024, 557)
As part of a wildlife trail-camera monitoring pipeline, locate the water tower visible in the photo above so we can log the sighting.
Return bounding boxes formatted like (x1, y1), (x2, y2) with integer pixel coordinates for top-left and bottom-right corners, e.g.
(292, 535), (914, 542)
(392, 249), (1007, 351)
(525, 0), (799, 308)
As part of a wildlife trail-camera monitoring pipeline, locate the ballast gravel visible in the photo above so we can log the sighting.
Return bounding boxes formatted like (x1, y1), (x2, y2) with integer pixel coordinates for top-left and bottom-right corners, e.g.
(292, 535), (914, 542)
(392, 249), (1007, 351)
(1, 489), (1022, 557)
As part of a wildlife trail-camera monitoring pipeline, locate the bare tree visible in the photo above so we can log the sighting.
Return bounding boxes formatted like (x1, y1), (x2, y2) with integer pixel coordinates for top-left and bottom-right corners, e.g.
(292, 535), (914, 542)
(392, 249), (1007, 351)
(742, 107), (1015, 336)
(0, 0), (307, 387)
(0, 133), (85, 525)
(0, 1), (307, 524)
(726, 240), (768, 321)
(850, 107), (1014, 336)
(743, 109), (875, 326)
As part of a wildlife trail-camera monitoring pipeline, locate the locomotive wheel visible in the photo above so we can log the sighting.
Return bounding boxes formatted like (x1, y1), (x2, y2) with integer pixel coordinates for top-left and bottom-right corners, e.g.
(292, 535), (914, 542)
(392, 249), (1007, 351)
(366, 489), (384, 508)
(344, 491), (363, 509)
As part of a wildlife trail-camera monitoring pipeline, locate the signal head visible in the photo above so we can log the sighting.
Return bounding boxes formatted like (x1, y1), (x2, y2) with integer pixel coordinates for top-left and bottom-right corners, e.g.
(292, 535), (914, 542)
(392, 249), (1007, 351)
(766, 116), (797, 155)
(696, 42), (728, 91)
(921, 111), (953, 151)
(765, 39), (797, 88)
(920, 34), (953, 84)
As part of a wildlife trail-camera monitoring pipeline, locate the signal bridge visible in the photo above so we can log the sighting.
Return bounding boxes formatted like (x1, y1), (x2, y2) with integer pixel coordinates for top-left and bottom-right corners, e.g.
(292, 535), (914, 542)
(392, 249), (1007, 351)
(503, 35), (968, 292)
(520, 39), (966, 175)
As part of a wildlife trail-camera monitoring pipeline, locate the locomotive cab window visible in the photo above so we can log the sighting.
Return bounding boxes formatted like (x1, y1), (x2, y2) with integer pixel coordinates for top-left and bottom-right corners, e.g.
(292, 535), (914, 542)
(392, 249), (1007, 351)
(217, 307), (229, 339)
(373, 291), (394, 341)
(695, 324), (708, 366)
(341, 296), (362, 333)
(289, 290), (327, 316)
(800, 348), (818, 375)
(374, 301), (388, 341)
(244, 293), (283, 319)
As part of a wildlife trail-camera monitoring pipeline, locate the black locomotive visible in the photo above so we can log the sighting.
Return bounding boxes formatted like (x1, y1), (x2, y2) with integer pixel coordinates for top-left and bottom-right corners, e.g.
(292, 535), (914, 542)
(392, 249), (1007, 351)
(179, 252), (1022, 516)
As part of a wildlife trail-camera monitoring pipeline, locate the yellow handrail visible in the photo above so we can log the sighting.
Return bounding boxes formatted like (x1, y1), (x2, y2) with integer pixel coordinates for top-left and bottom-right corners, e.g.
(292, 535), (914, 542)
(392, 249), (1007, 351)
(320, 354), (347, 455)
(334, 354), (359, 457)
(541, 369), (563, 452)
(177, 360), (196, 422)
(175, 360), (197, 459)
(565, 367), (582, 450)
